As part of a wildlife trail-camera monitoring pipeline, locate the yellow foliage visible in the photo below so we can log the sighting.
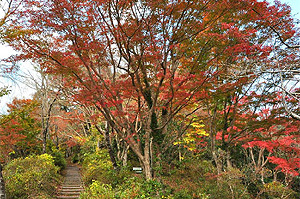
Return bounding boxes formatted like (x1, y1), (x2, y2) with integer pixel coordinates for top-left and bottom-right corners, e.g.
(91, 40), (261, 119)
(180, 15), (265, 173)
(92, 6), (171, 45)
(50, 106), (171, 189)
(174, 120), (207, 151)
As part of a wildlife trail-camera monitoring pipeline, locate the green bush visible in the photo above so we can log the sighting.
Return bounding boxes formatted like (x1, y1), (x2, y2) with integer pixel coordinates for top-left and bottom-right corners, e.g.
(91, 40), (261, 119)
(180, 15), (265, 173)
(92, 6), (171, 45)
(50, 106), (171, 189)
(50, 148), (67, 170)
(137, 179), (172, 198)
(202, 168), (252, 199)
(80, 180), (115, 199)
(172, 189), (193, 199)
(3, 154), (60, 199)
(72, 153), (79, 163)
(162, 158), (253, 199)
(80, 149), (174, 198)
(262, 181), (297, 199)
(162, 158), (215, 198)
(81, 149), (114, 185)
(80, 177), (173, 199)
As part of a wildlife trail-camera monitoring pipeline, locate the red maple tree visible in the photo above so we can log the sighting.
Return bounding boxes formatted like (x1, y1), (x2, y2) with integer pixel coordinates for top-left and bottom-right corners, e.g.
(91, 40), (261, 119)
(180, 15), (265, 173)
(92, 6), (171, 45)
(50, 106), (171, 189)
(3, 0), (298, 179)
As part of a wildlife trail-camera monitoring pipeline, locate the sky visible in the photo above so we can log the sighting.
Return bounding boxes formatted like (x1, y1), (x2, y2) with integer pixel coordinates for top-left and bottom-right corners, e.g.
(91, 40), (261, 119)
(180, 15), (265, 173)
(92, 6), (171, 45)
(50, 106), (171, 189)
(277, 0), (300, 19)
(0, 0), (300, 113)
(0, 46), (37, 113)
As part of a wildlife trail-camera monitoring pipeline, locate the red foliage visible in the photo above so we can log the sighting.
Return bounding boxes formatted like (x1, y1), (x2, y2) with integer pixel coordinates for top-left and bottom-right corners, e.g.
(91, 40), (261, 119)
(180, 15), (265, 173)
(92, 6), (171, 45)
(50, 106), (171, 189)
(3, 0), (299, 178)
(0, 99), (41, 161)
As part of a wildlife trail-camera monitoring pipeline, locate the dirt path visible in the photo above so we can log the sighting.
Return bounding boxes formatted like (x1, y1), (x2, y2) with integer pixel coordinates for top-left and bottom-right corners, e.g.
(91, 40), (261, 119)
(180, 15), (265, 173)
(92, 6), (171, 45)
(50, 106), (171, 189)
(56, 165), (84, 199)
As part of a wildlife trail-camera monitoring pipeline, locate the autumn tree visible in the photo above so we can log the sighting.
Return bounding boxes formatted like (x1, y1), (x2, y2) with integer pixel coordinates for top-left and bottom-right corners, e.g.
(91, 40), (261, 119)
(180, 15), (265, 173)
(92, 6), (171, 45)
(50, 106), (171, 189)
(0, 99), (41, 161)
(0, 1), (26, 197)
(28, 69), (62, 153)
(241, 92), (300, 183)
(250, 0), (300, 120)
(0, 0), (20, 74)
(4, 0), (299, 179)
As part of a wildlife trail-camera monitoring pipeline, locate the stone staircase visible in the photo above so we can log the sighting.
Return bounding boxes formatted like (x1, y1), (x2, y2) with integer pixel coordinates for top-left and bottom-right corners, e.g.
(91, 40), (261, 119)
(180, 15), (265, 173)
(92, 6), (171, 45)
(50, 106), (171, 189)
(56, 166), (84, 199)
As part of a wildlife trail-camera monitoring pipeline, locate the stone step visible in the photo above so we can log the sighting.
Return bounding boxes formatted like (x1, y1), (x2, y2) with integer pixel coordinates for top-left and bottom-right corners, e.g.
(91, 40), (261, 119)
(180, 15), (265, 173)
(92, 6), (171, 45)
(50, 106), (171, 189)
(56, 165), (84, 199)
(62, 183), (82, 185)
(59, 187), (83, 190)
(57, 196), (80, 199)
(59, 189), (83, 192)
(57, 191), (81, 195)
(60, 186), (83, 188)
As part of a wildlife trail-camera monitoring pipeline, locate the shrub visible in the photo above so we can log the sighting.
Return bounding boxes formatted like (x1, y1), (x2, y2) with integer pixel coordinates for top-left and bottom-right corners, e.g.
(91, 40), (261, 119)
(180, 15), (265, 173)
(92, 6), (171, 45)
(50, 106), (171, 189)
(80, 149), (173, 198)
(80, 180), (115, 199)
(72, 153), (79, 163)
(81, 149), (114, 185)
(137, 179), (172, 198)
(203, 168), (252, 199)
(50, 148), (67, 170)
(80, 177), (173, 199)
(162, 158), (215, 198)
(3, 154), (60, 199)
(262, 181), (297, 199)
(172, 189), (193, 199)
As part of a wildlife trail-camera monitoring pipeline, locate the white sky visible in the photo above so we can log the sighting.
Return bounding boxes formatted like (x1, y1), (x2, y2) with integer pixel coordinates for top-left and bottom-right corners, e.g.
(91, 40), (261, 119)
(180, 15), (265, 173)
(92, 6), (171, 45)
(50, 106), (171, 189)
(0, 45), (37, 113)
(0, 0), (299, 114)
(279, 0), (300, 19)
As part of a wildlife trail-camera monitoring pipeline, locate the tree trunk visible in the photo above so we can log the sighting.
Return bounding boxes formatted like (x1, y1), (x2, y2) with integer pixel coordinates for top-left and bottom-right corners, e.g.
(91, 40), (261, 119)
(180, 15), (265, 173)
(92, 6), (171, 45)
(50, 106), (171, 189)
(0, 164), (6, 199)
(42, 98), (56, 153)
(115, 134), (129, 167)
(212, 150), (222, 174)
(142, 157), (152, 180)
(126, 137), (153, 180)
(226, 150), (232, 169)
(211, 133), (222, 174)
(144, 119), (153, 180)
(105, 122), (118, 170)
(121, 144), (129, 167)
(209, 104), (223, 174)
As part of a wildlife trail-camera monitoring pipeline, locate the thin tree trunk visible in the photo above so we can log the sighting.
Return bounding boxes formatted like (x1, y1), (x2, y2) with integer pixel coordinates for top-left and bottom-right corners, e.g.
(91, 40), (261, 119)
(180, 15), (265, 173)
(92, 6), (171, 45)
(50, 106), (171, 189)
(226, 150), (232, 169)
(211, 131), (222, 174)
(104, 122), (118, 170)
(140, 117), (153, 180)
(42, 98), (56, 153)
(0, 164), (6, 199)
(142, 156), (152, 180)
(209, 104), (222, 174)
(212, 150), (222, 174)
(55, 125), (59, 149)
(115, 134), (128, 166)
(121, 144), (129, 167)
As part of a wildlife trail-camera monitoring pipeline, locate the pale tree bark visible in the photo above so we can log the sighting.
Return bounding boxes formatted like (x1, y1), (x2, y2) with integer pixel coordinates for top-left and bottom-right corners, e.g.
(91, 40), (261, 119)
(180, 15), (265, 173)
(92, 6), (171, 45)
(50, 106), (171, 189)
(143, 119), (153, 180)
(115, 134), (129, 167)
(249, 148), (270, 184)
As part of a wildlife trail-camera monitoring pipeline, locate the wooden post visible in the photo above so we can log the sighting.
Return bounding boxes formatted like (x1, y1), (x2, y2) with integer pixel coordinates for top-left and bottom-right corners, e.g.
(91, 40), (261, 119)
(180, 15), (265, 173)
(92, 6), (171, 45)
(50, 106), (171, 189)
(0, 164), (6, 199)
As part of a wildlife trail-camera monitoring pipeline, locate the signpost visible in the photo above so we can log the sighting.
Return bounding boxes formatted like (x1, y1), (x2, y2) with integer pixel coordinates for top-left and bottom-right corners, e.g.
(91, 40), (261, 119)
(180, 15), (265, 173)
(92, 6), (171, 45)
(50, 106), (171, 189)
(132, 167), (143, 174)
